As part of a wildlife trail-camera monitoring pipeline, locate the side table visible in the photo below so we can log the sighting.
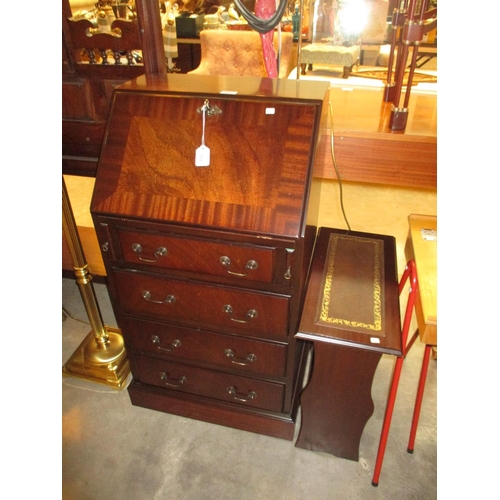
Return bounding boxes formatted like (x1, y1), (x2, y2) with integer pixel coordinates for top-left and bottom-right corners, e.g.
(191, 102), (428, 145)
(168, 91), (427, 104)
(295, 228), (401, 461)
(405, 214), (437, 347)
(404, 214), (437, 451)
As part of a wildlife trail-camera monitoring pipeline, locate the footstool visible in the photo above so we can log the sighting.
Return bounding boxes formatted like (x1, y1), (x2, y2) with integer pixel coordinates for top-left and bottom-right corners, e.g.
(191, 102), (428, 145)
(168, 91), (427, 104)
(300, 43), (360, 78)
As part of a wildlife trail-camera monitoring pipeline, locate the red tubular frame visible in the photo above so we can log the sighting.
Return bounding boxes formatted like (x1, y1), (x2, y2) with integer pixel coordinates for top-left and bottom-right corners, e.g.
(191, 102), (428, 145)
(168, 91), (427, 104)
(407, 343), (432, 453)
(371, 259), (433, 487)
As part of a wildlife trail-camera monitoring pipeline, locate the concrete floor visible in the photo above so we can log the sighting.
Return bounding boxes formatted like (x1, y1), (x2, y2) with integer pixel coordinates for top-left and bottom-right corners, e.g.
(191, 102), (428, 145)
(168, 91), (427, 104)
(62, 276), (437, 500)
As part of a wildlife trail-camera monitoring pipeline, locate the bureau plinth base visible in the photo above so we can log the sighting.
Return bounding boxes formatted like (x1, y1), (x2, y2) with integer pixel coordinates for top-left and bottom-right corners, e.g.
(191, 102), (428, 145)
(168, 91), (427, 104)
(63, 327), (131, 390)
(128, 381), (297, 441)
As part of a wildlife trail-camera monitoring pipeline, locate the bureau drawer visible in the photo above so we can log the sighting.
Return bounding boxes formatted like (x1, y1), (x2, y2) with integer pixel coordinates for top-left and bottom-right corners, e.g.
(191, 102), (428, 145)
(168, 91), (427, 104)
(117, 228), (276, 284)
(134, 355), (284, 413)
(114, 271), (290, 338)
(122, 317), (287, 377)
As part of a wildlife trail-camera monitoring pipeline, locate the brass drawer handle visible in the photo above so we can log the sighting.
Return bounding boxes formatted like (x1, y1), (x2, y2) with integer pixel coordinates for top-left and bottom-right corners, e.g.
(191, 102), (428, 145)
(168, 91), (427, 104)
(142, 290), (176, 304)
(284, 266), (292, 280)
(160, 372), (186, 388)
(220, 256), (258, 277)
(132, 243), (168, 263)
(223, 304), (258, 323)
(228, 386), (257, 402)
(152, 335), (181, 352)
(224, 349), (257, 366)
(284, 248), (294, 280)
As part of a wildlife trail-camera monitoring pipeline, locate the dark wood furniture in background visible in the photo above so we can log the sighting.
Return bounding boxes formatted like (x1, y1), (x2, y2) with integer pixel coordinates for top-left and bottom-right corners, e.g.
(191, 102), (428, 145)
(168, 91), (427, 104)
(90, 73), (330, 439)
(176, 39), (202, 73)
(62, 0), (166, 178)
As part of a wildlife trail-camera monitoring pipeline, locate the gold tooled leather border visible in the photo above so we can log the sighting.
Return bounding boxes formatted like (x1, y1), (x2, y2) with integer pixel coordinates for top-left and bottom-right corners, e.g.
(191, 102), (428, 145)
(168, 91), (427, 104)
(318, 234), (383, 332)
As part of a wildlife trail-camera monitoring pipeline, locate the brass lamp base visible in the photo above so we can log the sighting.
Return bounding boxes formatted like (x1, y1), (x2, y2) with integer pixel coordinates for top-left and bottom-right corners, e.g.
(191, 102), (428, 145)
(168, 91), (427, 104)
(63, 327), (130, 390)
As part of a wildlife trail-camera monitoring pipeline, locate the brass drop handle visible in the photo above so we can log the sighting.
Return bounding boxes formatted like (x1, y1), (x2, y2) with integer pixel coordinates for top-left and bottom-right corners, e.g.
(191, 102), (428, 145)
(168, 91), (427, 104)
(223, 304), (258, 323)
(142, 290), (176, 304)
(227, 386), (257, 402)
(160, 372), (186, 388)
(284, 248), (294, 280)
(132, 243), (168, 263)
(152, 335), (181, 352)
(284, 266), (292, 280)
(224, 349), (257, 366)
(219, 256), (258, 277)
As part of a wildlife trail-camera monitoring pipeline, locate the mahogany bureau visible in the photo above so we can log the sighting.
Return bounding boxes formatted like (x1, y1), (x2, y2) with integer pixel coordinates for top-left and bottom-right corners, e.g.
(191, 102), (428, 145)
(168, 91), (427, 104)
(90, 74), (329, 440)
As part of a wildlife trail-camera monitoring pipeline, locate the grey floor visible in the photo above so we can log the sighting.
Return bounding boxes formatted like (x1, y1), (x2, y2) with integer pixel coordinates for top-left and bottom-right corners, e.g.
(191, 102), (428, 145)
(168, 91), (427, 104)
(62, 277), (437, 499)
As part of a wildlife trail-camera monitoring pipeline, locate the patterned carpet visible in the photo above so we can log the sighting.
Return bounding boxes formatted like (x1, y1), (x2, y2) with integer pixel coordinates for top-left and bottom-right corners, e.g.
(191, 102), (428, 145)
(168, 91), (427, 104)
(288, 65), (437, 93)
(353, 69), (438, 85)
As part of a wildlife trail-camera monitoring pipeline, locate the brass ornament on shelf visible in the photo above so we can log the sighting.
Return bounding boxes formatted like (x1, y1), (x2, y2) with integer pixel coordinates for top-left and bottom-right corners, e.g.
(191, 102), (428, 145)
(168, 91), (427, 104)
(62, 177), (130, 389)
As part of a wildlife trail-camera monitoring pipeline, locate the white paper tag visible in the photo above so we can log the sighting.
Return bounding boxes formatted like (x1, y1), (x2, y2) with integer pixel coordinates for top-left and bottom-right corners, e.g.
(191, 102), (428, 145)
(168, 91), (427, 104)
(420, 228), (437, 241)
(195, 145), (210, 167)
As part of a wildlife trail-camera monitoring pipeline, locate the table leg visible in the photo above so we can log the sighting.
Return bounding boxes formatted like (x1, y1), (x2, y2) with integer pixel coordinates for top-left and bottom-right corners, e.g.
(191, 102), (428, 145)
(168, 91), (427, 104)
(407, 343), (432, 453)
(295, 342), (382, 461)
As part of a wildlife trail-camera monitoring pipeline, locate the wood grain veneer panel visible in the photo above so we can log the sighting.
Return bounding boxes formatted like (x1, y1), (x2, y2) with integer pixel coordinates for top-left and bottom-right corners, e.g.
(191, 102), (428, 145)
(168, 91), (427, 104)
(313, 87), (437, 189)
(92, 75), (329, 237)
(314, 133), (437, 188)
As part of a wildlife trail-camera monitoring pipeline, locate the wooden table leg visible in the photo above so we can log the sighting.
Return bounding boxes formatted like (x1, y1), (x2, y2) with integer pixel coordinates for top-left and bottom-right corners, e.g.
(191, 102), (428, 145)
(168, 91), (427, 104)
(295, 342), (382, 461)
(342, 65), (352, 78)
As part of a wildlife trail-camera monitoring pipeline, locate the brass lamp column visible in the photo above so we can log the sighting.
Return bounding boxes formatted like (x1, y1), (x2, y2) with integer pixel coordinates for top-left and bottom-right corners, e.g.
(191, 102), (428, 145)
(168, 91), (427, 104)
(62, 177), (130, 389)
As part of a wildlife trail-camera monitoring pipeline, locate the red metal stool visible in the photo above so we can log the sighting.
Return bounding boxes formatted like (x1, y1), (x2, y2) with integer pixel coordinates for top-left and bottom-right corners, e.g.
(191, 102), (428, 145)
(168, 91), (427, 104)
(372, 259), (433, 486)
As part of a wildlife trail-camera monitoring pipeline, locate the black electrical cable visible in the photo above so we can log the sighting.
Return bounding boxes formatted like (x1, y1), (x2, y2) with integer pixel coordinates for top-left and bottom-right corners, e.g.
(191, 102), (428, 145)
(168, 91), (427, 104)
(233, 0), (289, 34)
(328, 102), (351, 231)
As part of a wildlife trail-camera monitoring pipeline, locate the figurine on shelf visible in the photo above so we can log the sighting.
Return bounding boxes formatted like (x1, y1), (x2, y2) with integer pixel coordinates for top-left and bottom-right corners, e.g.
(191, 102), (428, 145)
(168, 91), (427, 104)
(292, 4), (300, 41)
(96, 7), (115, 32)
(162, 1), (179, 72)
(179, 0), (205, 13)
(228, 3), (240, 20)
(217, 6), (230, 23)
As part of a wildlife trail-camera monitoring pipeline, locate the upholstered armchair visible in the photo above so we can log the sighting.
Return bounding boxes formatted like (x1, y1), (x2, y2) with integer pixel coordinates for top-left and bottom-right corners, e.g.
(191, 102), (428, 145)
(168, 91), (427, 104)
(188, 29), (294, 78)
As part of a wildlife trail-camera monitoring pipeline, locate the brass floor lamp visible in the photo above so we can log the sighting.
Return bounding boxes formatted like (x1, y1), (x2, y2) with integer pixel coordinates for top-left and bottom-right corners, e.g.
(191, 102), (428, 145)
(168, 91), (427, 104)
(62, 176), (130, 389)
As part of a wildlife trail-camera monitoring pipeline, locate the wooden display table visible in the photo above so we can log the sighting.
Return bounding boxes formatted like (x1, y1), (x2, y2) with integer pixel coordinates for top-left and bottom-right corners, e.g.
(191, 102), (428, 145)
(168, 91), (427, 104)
(402, 213), (436, 453)
(295, 227), (401, 460)
(314, 87), (437, 189)
(405, 214), (437, 346)
(62, 175), (106, 278)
